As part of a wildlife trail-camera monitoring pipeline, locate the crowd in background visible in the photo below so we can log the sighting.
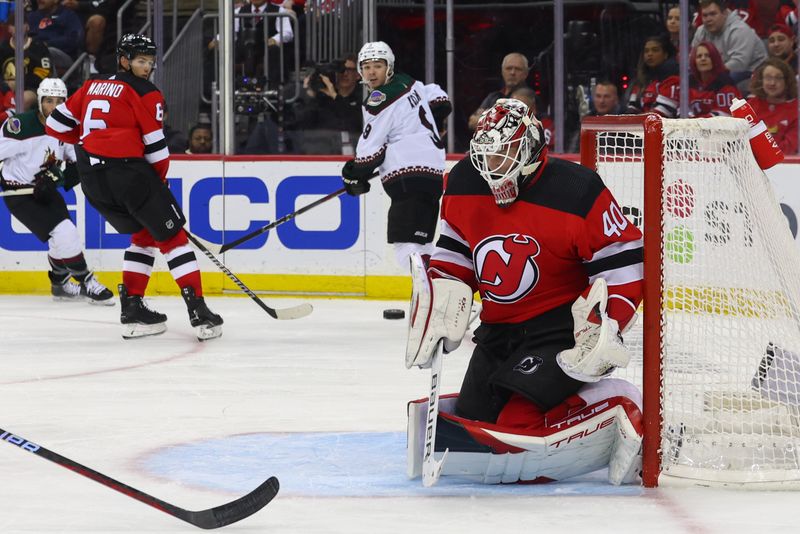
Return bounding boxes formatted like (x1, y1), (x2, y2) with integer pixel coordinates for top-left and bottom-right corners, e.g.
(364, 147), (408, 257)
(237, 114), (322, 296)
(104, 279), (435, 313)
(0, 0), (797, 155)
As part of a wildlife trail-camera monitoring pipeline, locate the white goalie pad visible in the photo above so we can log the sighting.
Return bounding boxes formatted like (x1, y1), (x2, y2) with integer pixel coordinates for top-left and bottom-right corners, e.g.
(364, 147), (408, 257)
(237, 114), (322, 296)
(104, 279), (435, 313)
(407, 380), (643, 485)
(406, 253), (473, 369)
(556, 278), (631, 382)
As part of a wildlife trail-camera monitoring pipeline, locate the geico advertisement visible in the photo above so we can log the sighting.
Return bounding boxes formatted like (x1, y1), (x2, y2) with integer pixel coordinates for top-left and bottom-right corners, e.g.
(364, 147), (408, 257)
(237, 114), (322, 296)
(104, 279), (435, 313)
(0, 159), (403, 278)
(2, 157), (800, 275)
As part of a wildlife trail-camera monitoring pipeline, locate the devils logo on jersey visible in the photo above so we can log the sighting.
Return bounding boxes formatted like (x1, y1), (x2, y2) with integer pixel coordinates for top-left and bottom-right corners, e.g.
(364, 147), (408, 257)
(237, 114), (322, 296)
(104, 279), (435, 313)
(474, 233), (541, 303)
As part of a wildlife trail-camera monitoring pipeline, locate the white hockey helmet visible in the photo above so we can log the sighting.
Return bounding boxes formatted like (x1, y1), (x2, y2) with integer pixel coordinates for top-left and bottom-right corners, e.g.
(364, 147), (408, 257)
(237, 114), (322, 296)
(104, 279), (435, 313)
(357, 41), (395, 80)
(38, 78), (68, 108)
(469, 98), (547, 207)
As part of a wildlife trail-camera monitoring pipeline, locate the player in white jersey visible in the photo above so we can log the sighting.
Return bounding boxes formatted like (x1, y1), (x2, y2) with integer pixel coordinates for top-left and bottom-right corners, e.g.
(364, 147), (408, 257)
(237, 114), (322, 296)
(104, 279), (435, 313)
(341, 41), (451, 269)
(0, 78), (113, 305)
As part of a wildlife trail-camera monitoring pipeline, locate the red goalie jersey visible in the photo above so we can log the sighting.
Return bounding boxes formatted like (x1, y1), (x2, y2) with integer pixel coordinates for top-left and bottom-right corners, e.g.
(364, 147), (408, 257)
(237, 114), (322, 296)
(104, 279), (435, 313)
(430, 155), (643, 327)
(45, 71), (170, 180)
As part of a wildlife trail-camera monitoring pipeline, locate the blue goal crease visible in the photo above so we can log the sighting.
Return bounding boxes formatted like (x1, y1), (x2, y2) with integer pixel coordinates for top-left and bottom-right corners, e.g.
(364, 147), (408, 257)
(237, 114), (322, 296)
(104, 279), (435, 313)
(139, 431), (643, 497)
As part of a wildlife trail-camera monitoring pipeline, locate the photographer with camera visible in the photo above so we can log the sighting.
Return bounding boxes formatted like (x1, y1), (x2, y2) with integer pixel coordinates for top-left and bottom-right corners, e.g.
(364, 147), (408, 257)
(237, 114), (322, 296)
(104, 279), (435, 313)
(289, 53), (362, 154)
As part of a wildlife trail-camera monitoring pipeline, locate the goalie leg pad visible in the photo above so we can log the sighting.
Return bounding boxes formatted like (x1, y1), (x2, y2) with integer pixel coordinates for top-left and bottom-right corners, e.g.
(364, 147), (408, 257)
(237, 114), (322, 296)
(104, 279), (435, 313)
(407, 387), (643, 485)
(406, 253), (473, 369)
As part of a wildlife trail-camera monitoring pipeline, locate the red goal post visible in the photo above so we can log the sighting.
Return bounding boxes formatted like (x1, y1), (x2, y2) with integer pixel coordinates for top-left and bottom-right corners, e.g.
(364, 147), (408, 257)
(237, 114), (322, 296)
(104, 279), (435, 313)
(580, 114), (800, 489)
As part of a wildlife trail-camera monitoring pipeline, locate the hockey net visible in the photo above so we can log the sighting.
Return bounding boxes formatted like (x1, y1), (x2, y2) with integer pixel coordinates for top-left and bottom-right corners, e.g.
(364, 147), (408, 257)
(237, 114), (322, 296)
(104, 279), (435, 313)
(581, 114), (800, 488)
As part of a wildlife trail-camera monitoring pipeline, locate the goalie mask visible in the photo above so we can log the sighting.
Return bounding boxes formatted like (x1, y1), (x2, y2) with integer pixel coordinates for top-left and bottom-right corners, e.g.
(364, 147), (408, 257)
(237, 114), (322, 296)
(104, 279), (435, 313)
(469, 98), (547, 207)
(357, 41), (395, 81)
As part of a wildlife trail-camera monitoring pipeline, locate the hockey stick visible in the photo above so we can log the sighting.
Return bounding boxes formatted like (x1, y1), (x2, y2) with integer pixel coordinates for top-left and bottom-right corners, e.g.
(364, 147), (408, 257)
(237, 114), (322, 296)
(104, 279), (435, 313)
(186, 231), (313, 320)
(0, 187), (34, 197)
(0, 427), (279, 529)
(210, 172), (378, 255)
(422, 340), (449, 487)
(211, 186), (347, 254)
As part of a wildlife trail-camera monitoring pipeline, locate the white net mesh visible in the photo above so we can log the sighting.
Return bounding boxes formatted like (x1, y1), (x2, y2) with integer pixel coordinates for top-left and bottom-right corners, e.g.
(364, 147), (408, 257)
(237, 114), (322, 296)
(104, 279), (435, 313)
(591, 117), (800, 487)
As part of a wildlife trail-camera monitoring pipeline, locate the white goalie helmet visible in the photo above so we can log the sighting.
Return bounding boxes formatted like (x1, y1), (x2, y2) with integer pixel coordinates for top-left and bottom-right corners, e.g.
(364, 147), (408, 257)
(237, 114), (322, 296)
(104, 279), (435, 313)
(357, 41), (395, 80)
(37, 78), (68, 108)
(469, 98), (547, 207)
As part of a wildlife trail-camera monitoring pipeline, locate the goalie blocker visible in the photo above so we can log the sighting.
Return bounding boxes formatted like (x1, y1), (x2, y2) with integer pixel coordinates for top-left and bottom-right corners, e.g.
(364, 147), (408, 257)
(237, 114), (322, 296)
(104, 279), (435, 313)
(407, 378), (644, 485)
(406, 252), (473, 369)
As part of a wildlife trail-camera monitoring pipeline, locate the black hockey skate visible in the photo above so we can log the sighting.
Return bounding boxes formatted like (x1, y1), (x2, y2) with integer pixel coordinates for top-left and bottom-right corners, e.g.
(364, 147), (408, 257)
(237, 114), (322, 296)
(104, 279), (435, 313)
(119, 284), (167, 339)
(49, 271), (83, 302)
(181, 287), (223, 341)
(80, 272), (115, 306)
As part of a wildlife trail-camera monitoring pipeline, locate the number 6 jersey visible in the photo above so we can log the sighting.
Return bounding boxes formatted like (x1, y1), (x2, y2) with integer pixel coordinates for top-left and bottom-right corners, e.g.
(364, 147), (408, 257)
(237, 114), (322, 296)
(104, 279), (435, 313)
(45, 71), (170, 180)
(429, 155), (644, 327)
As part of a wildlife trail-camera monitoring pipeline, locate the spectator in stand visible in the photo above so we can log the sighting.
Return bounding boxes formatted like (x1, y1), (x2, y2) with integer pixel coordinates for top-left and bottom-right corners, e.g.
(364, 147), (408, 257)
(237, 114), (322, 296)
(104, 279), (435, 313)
(626, 35), (679, 114)
(767, 23), (797, 72)
(62, 0), (118, 72)
(234, 0), (294, 83)
(748, 58), (798, 155)
(666, 4), (695, 54)
(0, 20), (52, 111)
(27, 0), (84, 59)
(509, 86), (555, 151)
(185, 124), (213, 155)
(468, 52), (530, 131)
(653, 41), (741, 118)
(691, 0), (767, 80)
(567, 81), (620, 152)
(727, 0), (797, 39)
(0, 80), (14, 122)
(294, 53), (362, 144)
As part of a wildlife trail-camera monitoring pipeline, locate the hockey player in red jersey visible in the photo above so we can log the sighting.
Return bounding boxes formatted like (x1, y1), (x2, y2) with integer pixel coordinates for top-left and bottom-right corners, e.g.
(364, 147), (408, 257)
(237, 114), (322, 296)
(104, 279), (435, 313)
(406, 99), (645, 485)
(45, 34), (223, 341)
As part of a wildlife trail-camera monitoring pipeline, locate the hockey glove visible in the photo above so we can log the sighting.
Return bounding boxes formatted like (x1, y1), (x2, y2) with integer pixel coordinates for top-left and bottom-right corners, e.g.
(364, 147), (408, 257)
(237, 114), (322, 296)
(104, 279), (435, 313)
(556, 278), (631, 382)
(62, 162), (81, 191)
(32, 165), (63, 200)
(341, 159), (373, 196)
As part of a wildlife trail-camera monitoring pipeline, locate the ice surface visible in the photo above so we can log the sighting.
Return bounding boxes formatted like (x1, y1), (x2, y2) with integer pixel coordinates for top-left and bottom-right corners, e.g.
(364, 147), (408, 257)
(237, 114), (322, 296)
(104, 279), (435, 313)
(0, 295), (797, 533)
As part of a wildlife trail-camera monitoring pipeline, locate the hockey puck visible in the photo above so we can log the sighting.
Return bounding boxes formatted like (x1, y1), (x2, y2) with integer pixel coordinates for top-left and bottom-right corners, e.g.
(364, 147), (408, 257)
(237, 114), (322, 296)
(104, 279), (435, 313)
(383, 308), (405, 320)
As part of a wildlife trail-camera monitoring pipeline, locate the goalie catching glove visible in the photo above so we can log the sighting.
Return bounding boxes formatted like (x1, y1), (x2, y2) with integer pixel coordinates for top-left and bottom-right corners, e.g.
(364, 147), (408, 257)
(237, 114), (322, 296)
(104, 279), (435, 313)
(406, 253), (473, 369)
(556, 278), (632, 382)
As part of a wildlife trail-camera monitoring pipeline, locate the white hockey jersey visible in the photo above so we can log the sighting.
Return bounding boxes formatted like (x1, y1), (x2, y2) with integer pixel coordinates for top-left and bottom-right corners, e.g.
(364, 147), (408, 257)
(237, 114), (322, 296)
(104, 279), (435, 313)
(0, 111), (76, 186)
(355, 72), (448, 186)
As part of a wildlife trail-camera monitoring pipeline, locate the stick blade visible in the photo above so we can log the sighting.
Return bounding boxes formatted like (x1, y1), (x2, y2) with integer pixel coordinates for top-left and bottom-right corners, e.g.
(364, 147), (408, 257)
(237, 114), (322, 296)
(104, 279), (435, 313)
(182, 476), (280, 529)
(273, 302), (314, 320)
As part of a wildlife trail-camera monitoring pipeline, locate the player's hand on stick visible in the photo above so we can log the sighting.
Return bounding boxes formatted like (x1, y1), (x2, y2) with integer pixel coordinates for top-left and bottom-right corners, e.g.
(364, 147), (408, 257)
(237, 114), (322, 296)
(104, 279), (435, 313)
(556, 278), (631, 382)
(341, 159), (372, 196)
(32, 165), (63, 200)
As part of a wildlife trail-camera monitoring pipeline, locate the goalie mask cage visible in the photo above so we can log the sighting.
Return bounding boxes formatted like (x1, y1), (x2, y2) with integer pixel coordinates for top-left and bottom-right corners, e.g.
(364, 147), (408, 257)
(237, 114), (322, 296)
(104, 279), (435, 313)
(580, 114), (800, 489)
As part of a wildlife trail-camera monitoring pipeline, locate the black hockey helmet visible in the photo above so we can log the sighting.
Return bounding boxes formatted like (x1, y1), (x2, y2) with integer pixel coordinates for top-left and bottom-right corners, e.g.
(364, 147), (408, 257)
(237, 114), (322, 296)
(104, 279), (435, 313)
(117, 33), (157, 61)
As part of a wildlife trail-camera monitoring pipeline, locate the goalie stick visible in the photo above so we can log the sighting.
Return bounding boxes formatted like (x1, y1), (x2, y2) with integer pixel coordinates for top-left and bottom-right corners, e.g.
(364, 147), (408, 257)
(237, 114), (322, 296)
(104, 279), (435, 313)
(0, 427), (279, 529)
(186, 231), (313, 320)
(422, 340), (449, 487)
